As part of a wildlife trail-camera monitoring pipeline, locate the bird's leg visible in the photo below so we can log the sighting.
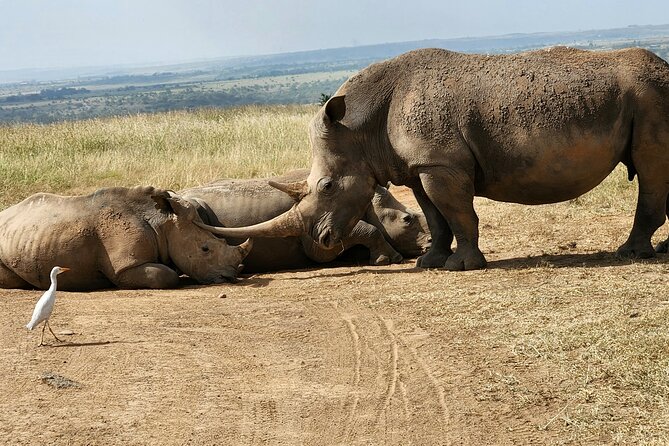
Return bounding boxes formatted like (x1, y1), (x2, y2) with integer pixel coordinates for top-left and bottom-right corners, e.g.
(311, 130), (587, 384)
(46, 321), (63, 343)
(39, 321), (47, 346)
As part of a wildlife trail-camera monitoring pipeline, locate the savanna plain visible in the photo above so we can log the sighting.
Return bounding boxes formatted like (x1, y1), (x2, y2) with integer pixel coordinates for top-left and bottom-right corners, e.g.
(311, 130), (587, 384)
(0, 105), (668, 445)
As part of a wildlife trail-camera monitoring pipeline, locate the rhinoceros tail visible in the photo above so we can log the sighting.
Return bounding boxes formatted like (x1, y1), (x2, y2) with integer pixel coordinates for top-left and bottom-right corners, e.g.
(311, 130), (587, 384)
(622, 117), (637, 181)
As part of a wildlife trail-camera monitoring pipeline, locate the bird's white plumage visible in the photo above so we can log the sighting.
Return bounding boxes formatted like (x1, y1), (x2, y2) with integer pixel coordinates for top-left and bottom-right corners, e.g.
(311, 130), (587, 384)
(26, 287), (56, 330)
(26, 266), (69, 331)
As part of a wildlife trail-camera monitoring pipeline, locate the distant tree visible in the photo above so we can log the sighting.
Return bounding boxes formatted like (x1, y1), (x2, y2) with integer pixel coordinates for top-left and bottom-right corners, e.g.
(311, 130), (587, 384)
(318, 93), (331, 106)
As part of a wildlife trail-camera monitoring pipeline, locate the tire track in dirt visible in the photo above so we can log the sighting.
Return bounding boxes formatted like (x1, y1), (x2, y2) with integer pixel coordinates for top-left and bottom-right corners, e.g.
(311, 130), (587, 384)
(330, 299), (391, 443)
(396, 332), (451, 425)
(376, 317), (400, 428)
(397, 379), (411, 420)
(6, 286), (458, 445)
(329, 298), (453, 445)
(338, 307), (362, 439)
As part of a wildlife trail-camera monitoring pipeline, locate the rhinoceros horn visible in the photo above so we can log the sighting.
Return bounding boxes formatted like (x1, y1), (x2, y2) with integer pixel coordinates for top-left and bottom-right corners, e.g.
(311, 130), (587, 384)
(196, 205), (305, 238)
(236, 238), (254, 257)
(268, 179), (308, 202)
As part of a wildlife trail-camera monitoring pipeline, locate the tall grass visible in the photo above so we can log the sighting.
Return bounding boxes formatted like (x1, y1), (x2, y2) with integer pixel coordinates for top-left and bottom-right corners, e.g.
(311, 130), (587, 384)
(0, 105), (316, 209)
(0, 103), (638, 213)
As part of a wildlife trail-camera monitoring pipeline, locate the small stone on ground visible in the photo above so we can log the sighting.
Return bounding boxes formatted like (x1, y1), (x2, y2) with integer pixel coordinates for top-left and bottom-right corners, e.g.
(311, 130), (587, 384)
(40, 372), (81, 389)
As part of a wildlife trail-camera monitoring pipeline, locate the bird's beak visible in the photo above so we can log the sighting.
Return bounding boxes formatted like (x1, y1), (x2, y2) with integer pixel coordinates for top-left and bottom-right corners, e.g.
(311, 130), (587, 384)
(60, 267), (71, 273)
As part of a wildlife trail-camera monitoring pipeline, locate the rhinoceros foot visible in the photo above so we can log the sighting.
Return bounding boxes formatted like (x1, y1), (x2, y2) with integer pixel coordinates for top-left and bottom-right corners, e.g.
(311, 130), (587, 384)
(655, 238), (669, 254)
(370, 250), (403, 266)
(372, 255), (391, 266)
(415, 249), (452, 269)
(616, 241), (657, 259)
(443, 249), (487, 271)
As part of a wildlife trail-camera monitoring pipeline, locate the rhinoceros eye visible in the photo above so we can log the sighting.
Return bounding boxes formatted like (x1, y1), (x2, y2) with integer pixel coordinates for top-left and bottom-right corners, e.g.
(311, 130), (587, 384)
(317, 177), (335, 195)
(201, 245), (210, 253)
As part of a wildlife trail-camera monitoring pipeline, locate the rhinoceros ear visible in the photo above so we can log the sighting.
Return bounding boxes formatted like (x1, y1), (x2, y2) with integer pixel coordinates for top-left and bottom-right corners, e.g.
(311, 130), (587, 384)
(152, 192), (196, 220)
(268, 179), (308, 202)
(324, 95), (346, 123)
(151, 190), (173, 213)
(166, 196), (198, 220)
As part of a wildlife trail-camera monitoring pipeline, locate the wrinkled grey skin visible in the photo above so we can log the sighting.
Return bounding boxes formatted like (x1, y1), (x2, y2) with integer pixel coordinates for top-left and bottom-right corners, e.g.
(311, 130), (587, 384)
(0, 186), (252, 290)
(204, 47), (669, 270)
(182, 169), (431, 273)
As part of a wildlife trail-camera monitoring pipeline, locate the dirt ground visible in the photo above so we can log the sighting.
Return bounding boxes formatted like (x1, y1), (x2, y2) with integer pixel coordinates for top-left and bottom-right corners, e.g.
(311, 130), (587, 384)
(1, 187), (668, 445)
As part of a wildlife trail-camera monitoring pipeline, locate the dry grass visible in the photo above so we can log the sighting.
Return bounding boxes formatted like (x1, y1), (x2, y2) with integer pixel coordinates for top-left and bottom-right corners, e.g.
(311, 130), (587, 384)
(0, 104), (640, 212)
(368, 190), (669, 444)
(0, 105), (316, 209)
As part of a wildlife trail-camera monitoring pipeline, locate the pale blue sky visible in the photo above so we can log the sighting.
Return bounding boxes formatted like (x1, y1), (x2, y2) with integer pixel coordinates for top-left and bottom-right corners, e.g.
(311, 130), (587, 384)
(0, 0), (668, 71)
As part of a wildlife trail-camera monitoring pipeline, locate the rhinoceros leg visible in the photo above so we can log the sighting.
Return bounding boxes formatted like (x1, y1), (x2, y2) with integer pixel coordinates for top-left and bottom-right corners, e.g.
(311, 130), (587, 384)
(342, 221), (403, 265)
(654, 196), (669, 253)
(417, 170), (487, 271)
(0, 261), (31, 289)
(411, 181), (454, 268)
(302, 221), (402, 265)
(115, 263), (180, 289)
(618, 182), (669, 258)
(617, 115), (669, 258)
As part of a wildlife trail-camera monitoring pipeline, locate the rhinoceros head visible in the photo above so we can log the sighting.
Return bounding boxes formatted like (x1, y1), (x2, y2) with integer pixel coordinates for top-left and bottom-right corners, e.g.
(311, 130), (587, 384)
(370, 186), (431, 257)
(194, 95), (377, 248)
(152, 191), (253, 283)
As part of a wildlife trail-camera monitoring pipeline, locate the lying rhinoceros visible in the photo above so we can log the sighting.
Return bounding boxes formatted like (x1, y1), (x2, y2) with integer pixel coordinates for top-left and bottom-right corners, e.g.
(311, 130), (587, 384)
(199, 47), (669, 271)
(183, 169), (430, 272)
(0, 186), (252, 290)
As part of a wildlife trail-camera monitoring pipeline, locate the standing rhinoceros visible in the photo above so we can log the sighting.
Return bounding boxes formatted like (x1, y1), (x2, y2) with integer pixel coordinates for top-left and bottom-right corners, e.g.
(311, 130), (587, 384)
(183, 169), (430, 272)
(198, 47), (669, 270)
(0, 186), (252, 290)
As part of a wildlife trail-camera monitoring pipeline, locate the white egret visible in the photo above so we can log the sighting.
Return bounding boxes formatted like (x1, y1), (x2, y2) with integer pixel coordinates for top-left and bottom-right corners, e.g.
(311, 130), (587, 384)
(26, 266), (70, 346)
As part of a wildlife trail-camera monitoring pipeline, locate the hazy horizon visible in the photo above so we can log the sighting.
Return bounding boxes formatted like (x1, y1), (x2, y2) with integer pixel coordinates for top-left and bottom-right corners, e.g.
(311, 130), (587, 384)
(1, 0), (669, 72)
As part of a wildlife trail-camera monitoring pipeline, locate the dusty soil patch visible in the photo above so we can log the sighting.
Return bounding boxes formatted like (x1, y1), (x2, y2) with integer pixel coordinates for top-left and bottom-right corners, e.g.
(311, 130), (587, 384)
(1, 190), (668, 445)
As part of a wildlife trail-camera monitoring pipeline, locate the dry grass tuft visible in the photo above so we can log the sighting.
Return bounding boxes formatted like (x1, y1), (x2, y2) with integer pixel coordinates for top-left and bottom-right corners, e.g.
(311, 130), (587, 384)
(0, 105), (316, 208)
